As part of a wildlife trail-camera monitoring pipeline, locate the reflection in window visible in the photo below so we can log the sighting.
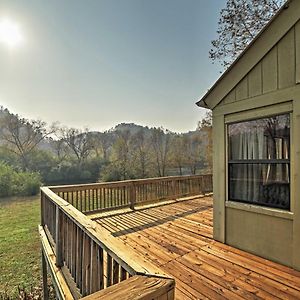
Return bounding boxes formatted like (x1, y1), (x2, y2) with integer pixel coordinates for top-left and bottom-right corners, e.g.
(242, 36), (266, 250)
(228, 114), (290, 210)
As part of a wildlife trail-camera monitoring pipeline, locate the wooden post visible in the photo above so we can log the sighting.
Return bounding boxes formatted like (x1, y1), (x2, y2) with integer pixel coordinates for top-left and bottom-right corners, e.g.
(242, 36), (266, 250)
(41, 191), (45, 226)
(129, 182), (136, 209)
(55, 206), (64, 267)
(42, 251), (49, 300)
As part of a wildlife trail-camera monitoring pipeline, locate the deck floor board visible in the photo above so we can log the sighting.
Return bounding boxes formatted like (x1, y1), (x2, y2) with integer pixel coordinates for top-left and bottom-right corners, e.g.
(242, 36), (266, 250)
(90, 197), (300, 299)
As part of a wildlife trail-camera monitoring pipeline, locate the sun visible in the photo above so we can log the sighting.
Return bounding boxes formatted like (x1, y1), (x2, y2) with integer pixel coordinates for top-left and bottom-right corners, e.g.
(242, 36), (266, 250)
(0, 18), (23, 48)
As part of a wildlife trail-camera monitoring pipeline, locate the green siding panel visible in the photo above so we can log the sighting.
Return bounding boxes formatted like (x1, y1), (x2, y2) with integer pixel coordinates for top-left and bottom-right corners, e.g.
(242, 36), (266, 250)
(235, 77), (248, 101)
(262, 47), (278, 93)
(278, 27), (295, 89)
(248, 62), (262, 97)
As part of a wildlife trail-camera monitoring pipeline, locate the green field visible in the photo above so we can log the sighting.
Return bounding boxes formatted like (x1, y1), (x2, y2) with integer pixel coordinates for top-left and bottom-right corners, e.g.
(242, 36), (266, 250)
(0, 195), (41, 296)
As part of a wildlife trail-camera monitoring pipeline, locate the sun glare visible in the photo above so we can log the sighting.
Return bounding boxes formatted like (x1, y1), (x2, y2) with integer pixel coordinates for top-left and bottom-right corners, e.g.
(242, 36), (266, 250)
(0, 18), (23, 48)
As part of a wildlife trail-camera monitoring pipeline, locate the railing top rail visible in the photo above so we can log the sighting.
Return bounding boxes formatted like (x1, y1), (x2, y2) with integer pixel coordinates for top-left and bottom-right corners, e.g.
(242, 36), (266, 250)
(48, 174), (211, 192)
(41, 186), (170, 278)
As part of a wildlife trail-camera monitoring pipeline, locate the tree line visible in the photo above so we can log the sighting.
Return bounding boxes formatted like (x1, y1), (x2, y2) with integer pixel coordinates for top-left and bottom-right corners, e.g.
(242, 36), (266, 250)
(0, 106), (212, 196)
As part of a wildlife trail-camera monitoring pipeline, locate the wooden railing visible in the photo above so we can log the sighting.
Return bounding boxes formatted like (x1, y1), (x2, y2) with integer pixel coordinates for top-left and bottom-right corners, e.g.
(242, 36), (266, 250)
(49, 174), (213, 214)
(40, 175), (212, 299)
(40, 187), (175, 299)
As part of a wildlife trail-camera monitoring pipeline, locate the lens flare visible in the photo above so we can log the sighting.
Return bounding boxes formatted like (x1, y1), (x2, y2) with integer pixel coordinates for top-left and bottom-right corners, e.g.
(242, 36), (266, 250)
(0, 18), (23, 48)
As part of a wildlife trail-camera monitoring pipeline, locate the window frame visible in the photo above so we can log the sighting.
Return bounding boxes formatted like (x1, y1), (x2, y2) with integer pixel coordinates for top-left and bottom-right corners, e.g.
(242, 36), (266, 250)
(225, 106), (292, 211)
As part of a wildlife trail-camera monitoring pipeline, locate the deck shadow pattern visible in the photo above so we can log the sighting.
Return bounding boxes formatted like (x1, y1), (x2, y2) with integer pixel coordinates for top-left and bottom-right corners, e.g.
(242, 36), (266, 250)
(91, 197), (300, 300)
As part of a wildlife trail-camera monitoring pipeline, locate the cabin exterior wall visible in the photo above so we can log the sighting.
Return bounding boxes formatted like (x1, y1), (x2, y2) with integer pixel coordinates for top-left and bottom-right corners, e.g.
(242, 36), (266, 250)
(212, 22), (300, 270)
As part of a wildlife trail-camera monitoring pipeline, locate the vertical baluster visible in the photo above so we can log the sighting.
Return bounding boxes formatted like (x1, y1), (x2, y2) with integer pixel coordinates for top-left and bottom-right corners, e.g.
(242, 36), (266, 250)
(124, 186), (127, 205)
(61, 210), (65, 263)
(106, 255), (112, 287)
(67, 218), (71, 271)
(98, 247), (104, 289)
(72, 223), (77, 278)
(89, 189), (91, 211)
(113, 260), (119, 284)
(81, 233), (86, 295)
(64, 217), (68, 268)
(79, 190), (82, 212)
(90, 241), (98, 293)
(96, 188), (99, 210)
(75, 191), (78, 210)
(112, 188), (115, 207)
(103, 188), (106, 208)
(81, 233), (90, 296)
(76, 227), (82, 289)
(117, 188), (120, 207)
(55, 206), (63, 267)
(82, 190), (85, 212)
(42, 251), (49, 300)
(123, 186), (126, 205)
(99, 188), (103, 209)
(120, 267), (127, 281)
(109, 188), (112, 208)
(93, 189), (96, 211)
(118, 187), (121, 207)
(70, 221), (74, 276)
(85, 190), (88, 212)
(130, 182), (136, 209)
(110, 188), (113, 208)
(73, 225), (78, 282)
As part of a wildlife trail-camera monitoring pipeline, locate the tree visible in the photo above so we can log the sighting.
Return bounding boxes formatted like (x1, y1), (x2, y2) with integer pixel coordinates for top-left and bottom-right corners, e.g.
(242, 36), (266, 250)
(150, 127), (171, 177)
(51, 138), (69, 164)
(210, 0), (285, 68)
(91, 131), (112, 161)
(169, 135), (187, 176)
(0, 109), (55, 170)
(185, 134), (204, 175)
(108, 130), (132, 180)
(130, 129), (150, 178)
(198, 111), (212, 172)
(59, 127), (93, 165)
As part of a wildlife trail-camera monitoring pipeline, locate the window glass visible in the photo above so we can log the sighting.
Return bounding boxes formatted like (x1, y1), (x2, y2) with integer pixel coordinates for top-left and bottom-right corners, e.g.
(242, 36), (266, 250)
(228, 114), (290, 210)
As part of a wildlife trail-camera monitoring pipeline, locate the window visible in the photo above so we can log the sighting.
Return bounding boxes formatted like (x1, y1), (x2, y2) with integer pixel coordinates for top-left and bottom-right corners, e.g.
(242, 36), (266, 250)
(228, 113), (290, 210)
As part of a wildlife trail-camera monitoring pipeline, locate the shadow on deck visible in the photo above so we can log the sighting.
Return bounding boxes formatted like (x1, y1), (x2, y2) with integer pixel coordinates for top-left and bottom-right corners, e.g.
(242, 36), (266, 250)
(89, 197), (300, 300)
(95, 201), (212, 238)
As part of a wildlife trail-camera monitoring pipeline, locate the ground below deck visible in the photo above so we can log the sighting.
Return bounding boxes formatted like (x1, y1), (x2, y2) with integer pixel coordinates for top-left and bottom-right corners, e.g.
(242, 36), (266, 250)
(89, 197), (300, 300)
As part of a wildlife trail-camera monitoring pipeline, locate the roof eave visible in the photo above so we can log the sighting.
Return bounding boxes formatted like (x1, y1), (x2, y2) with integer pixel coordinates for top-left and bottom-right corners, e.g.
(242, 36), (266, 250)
(196, 0), (292, 110)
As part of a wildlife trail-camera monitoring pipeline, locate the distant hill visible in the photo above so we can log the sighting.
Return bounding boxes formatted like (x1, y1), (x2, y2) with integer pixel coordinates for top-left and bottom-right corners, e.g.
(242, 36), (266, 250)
(0, 106), (209, 152)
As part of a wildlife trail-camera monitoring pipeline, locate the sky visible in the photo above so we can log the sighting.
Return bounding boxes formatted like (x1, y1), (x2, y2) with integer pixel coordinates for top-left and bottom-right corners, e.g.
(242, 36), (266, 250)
(0, 0), (226, 133)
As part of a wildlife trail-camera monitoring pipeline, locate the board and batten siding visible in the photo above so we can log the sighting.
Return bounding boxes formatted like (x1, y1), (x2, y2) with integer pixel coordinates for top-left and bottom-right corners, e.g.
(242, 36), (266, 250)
(219, 21), (300, 106)
(210, 17), (300, 270)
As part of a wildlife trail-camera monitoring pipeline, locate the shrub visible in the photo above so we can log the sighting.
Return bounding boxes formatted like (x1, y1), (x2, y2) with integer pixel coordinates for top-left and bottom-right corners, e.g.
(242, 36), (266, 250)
(17, 172), (42, 196)
(0, 163), (15, 197)
(0, 162), (42, 197)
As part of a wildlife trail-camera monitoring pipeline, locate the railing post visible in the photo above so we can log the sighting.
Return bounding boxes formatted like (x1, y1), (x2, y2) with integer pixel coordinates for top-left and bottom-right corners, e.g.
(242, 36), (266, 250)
(55, 206), (64, 267)
(130, 181), (136, 209)
(41, 190), (45, 226)
(41, 251), (49, 300)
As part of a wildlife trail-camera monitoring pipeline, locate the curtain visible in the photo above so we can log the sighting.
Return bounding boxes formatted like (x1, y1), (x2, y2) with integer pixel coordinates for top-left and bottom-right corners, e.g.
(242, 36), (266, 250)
(229, 115), (290, 206)
(231, 129), (264, 202)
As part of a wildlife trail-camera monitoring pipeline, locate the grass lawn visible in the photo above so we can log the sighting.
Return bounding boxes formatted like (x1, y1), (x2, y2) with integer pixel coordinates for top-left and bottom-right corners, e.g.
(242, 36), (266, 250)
(0, 195), (41, 296)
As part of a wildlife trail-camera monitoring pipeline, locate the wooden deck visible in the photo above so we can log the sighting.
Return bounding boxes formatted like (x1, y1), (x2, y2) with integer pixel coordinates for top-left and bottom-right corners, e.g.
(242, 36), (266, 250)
(90, 196), (300, 300)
